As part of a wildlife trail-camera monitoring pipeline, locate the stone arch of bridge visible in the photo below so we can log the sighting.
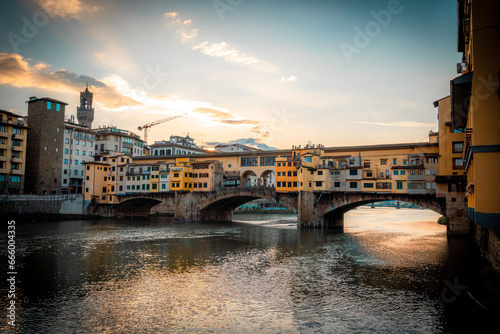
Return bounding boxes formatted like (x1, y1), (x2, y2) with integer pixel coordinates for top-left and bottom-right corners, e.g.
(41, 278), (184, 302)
(200, 190), (296, 216)
(260, 169), (275, 187)
(322, 197), (445, 223)
(114, 197), (162, 214)
(240, 170), (258, 187)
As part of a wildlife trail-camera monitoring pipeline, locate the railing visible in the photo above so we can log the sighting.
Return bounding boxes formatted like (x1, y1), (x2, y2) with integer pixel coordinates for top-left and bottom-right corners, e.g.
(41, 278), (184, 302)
(463, 128), (473, 163)
(0, 194), (81, 201)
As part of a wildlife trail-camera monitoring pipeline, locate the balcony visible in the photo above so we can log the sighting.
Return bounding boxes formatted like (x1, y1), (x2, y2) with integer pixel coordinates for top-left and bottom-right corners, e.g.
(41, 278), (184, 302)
(408, 174), (425, 181)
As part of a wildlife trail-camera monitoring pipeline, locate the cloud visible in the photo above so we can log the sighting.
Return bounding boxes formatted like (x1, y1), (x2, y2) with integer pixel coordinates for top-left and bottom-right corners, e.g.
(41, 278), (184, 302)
(35, 0), (100, 19)
(163, 12), (278, 72)
(281, 75), (298, 82)
(207, 138), (278, 151)
(352, 121), (436, 128)
(0, 53), (141, 108)
(193, 107), (262, 126)
(164, 12), (198, 42)
(191, 41), (278, 72)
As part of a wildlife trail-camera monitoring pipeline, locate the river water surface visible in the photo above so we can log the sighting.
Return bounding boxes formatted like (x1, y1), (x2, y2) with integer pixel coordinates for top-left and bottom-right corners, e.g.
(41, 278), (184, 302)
(1, 207), (497, 333)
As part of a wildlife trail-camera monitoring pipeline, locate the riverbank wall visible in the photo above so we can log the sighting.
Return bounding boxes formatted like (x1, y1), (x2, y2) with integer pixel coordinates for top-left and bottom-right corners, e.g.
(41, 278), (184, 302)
(0, 194), (86, 215)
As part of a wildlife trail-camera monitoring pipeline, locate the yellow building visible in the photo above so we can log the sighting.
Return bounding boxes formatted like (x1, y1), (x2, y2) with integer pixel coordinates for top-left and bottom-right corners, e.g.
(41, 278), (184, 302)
(453, 0), (500, 232)
(0, 109), (29, 194)
(83, 153), (132, 204)
(275, 151), (300, 192)
(191, 160), (223, 191)
(434, 96), (466, 201)
(275, 141), (438, 195)
(170, 157), (193, 192)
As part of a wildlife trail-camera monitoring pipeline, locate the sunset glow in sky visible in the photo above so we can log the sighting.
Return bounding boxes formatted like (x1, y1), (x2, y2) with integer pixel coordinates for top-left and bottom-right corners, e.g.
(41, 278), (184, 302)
(0, 0), (460, 149)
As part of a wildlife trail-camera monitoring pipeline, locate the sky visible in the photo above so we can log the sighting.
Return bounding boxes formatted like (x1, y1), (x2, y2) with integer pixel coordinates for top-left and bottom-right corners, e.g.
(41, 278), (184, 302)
(0, 0), (461, 150)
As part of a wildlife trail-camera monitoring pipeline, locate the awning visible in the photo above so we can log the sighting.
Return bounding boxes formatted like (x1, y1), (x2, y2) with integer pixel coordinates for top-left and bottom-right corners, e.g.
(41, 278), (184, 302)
(451, 71), (473, 129)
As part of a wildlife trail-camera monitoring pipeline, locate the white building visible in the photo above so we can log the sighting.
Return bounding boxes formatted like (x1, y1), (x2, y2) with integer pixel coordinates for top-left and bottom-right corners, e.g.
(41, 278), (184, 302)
(150, 134), (208, 156)
(214, 143), (259, 153)
(94, 126), (145, 157)
(62, 120), (95, 194)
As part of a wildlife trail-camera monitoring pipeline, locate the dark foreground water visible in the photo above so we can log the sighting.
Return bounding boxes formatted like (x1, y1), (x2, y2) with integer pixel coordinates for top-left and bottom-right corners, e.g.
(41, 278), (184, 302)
(1, 208), (498, 333)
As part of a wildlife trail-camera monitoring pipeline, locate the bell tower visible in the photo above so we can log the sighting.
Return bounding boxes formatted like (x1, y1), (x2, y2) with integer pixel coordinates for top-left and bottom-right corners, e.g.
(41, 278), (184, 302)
(77, 83), (94, 128)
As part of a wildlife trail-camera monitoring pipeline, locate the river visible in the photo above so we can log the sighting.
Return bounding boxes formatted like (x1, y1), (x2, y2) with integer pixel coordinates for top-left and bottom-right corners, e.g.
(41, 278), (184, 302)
(1, 207), (497, 333)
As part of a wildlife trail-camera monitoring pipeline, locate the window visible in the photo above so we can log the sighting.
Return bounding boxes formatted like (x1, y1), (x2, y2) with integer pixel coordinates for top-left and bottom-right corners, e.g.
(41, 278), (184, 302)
(304, 156), (312, 163)
(376, 182), (392, 190)
(364, 183), (374, 188)
(65, 138), (70, 144)
(75, 149), (79, 155)
(318, 171), (323, 175)
(452, 142), (464, 153)
(409, 183), (424, 189)
(334, 182), (341, 188)
(366, 172), (372, 177)
(452, 158), (464, 169)
(74, 160), (78, 165)
(349, 169), (358, 176)
(47, 101), (51, 109)
(380, 160), (387, 165)
(56, 104), (60, 111)
(349, 182), (357, 189)
(277, 182), (281, 187)
(393, 158), (397, 165)
(315, 181), (323, 187)
(393, 170), (399, 175)
(397, 181), (403, 190)
(363, 162), (370, 168)
(13, 128), (21, 135)
(64, 159), (68, 164)
(241, 157), (258, 166)
(401, 170), (406, 175)
(260, 156), (276, 166)
(9, 175), (21, 183)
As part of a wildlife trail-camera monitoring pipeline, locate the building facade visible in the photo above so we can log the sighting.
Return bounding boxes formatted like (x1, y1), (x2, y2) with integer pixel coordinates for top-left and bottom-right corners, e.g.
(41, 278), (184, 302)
(0, 109), (29, 194)
(94, 126), (145, 157)
(453, 0), (500, 232)
(62, 121), (95, 194)
(25, 97), (68, 194)
(150, 135), (208, 156)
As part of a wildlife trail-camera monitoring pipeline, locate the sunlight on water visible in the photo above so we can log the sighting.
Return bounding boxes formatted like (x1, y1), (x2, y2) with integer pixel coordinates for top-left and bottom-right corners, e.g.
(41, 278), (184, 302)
(1, 208), (492, 334)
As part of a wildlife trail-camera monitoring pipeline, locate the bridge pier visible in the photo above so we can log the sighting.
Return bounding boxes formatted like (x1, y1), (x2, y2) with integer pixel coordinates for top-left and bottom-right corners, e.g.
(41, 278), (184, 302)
(298, 191), (343, 230)
(199, 209), (233, 222)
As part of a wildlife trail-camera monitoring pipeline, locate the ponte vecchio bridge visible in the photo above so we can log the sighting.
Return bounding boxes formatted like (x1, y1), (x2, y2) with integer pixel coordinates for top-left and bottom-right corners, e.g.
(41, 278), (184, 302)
(88, 141), (469, 234)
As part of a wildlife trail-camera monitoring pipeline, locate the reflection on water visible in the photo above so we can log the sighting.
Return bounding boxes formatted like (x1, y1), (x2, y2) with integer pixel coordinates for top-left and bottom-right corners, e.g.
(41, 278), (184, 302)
(0, 207), (495, 333)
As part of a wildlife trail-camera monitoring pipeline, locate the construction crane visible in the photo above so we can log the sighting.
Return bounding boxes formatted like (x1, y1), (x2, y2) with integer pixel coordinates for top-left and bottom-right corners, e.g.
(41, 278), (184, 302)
(138, 114), (184, 144)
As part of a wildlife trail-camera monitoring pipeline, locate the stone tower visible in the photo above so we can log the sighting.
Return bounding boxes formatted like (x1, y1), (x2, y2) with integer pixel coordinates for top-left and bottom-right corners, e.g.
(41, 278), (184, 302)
(25, 97), (67, 194)
(77, 83), (94, 128)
